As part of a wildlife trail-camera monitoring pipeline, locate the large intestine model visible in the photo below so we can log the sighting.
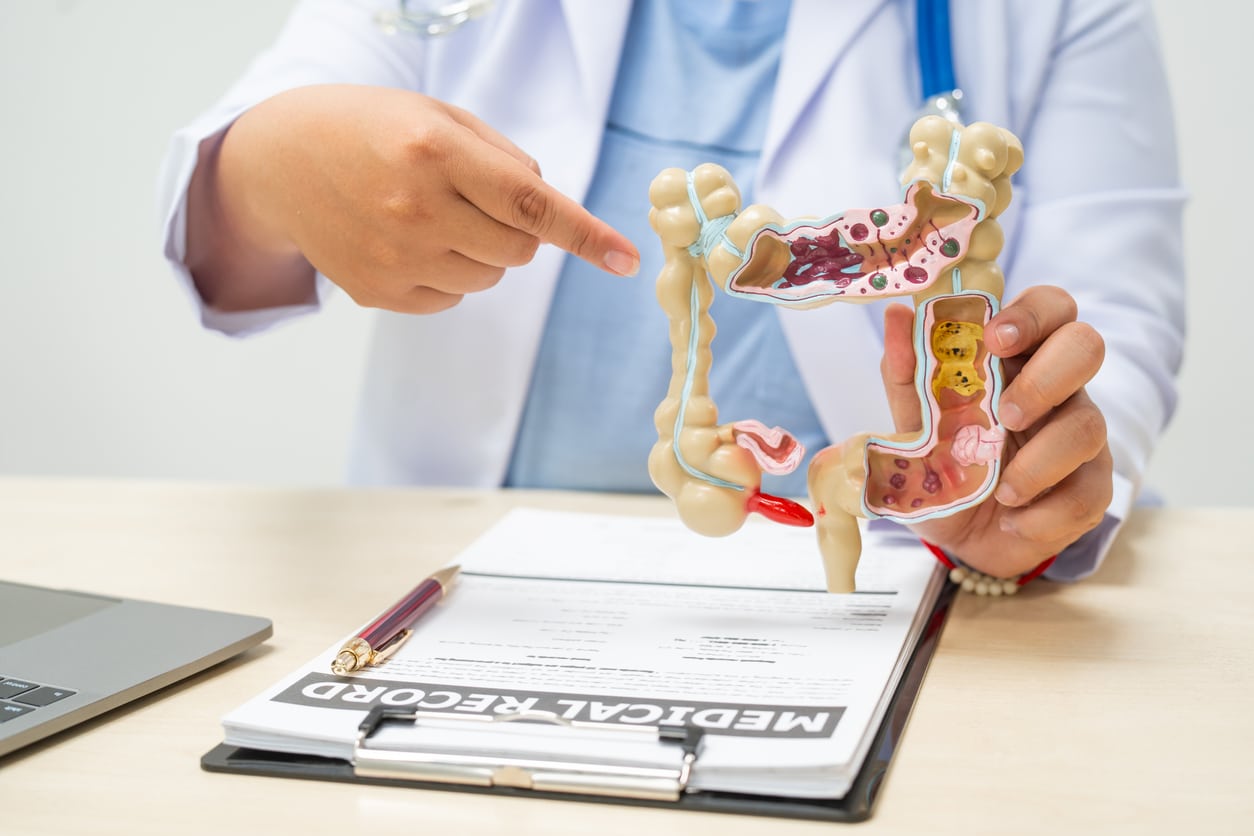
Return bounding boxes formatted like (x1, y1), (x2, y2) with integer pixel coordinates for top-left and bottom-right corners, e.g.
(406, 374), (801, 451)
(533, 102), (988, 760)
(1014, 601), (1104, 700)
(647, 115), (1023, 593)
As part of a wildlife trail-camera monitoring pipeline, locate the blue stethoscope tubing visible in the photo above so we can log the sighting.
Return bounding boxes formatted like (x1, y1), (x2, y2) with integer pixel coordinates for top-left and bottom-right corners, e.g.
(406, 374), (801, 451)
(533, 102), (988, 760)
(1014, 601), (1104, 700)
(900, 0), (963, 174)
(915, 0), (956, 99)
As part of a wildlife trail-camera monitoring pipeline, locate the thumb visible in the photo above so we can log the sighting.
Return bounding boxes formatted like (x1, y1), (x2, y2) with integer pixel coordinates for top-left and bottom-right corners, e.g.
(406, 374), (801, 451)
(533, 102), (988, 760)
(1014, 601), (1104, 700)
(881, 303), (923, 433)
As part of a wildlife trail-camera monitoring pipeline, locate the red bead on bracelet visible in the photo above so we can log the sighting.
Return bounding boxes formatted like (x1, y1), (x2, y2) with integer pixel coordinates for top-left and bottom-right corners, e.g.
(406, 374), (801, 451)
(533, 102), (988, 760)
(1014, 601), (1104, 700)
(920, 540), (1057, 596)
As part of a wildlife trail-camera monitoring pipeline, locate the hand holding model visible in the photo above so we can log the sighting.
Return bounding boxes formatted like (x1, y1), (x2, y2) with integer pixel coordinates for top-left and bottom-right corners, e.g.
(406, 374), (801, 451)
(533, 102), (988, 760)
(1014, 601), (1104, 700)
(880, 285), (1112, 580)
(185, 84), (640, 315)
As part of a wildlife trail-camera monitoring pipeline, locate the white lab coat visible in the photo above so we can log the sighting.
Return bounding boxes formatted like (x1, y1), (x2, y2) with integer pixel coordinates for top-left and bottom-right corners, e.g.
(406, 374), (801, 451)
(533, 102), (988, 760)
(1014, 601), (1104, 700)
(159, 0), (1183, 538)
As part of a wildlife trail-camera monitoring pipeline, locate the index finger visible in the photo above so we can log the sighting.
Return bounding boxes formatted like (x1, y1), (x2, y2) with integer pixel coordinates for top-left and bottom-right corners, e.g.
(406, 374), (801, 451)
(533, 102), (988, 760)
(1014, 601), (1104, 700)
(997, 320), (1104, 431)
(441, 101), (542, 176)
(452, 141), (640, 277)
(986, 285), (1079, 357)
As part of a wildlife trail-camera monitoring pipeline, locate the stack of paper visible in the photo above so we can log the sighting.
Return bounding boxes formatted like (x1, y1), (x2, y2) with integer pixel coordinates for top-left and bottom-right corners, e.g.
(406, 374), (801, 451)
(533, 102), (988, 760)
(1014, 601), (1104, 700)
(220, 509), (946, 800)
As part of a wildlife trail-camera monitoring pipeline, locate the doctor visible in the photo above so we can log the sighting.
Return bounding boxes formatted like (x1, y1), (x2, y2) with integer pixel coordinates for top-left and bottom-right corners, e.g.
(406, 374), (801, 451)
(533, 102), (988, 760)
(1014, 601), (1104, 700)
(160, 0), (1184, 583)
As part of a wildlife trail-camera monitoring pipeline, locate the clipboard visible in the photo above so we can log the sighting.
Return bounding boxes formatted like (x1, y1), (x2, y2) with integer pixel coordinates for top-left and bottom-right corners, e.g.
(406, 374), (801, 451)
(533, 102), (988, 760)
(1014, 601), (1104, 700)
(201, 582), (955, 823)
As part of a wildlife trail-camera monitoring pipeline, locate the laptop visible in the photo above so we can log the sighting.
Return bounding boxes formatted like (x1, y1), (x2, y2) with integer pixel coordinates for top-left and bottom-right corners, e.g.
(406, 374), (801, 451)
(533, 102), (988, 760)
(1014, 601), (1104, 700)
(0, 579), (272, 758)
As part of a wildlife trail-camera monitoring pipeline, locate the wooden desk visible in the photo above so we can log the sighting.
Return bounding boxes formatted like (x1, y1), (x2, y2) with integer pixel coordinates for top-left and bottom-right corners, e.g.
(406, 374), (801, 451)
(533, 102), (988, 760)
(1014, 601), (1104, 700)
(0, 478), (1249, 834)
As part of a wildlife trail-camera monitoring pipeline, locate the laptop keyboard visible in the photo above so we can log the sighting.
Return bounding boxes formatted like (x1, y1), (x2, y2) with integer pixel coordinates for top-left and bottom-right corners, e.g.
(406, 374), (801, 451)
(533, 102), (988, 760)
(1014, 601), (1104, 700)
(0, 677), (77, 722)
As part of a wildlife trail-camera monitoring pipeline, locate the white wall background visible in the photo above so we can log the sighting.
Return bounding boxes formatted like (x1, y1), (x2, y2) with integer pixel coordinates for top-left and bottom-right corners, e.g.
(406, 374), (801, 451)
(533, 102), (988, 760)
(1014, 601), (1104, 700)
(0, 1), (372, 485)
(0, 1), (1246, 505)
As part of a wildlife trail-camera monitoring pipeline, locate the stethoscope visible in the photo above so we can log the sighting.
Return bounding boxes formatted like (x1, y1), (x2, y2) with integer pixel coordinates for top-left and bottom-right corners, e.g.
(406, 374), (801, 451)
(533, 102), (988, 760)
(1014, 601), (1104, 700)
(375, 0), (963, 170)
(373, 0), (497, 37)
(903, 0), (964, 172)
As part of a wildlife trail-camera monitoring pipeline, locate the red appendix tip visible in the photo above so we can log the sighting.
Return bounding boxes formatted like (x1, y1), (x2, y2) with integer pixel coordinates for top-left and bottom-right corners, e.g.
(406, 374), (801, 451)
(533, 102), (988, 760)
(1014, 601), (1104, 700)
(747, 491), (815, 527)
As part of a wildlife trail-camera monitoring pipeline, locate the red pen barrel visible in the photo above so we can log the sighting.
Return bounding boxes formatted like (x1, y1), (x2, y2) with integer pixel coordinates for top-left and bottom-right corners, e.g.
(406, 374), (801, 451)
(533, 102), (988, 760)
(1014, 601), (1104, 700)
(359, 579), (444, 648)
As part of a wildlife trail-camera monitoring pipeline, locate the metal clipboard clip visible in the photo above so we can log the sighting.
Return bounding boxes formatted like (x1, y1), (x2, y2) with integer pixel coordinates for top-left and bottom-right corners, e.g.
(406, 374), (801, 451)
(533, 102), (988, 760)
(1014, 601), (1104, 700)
(353, 706), (705, 801)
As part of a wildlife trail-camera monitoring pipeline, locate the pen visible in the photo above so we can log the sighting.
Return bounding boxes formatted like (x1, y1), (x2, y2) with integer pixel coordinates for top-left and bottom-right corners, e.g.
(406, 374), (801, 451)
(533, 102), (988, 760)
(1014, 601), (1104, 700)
(331, 565), (460, 676)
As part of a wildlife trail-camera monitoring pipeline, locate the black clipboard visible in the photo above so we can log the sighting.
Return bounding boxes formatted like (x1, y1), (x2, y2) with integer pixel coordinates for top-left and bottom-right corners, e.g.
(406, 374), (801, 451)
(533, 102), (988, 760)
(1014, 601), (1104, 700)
(201, 582), (955, 823)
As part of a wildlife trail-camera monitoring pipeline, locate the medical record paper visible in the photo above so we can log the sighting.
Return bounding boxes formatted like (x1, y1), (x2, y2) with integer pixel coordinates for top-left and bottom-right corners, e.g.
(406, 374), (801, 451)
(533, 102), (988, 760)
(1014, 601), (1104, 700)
(219, 509), (947, 799)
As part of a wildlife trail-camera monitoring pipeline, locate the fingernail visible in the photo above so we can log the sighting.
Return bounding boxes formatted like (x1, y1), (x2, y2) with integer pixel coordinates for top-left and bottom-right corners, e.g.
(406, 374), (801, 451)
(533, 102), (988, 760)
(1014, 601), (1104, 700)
(994, 322), (1019, 349)
(995, 483), (1019, 506)
(998, 515), (1017, 534)
(999, 401), (1023, 430)
(604, 250), (639, 277)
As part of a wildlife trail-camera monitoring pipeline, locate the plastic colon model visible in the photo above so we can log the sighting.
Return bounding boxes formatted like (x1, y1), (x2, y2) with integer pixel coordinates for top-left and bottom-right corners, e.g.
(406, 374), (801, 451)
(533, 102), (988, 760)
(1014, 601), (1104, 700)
(647, 116), (1023, 592)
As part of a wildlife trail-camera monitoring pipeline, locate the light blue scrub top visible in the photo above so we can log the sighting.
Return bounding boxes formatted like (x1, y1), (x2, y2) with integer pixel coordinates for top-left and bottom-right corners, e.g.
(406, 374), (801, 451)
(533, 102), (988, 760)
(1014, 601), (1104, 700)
(505, 0), (825, 497)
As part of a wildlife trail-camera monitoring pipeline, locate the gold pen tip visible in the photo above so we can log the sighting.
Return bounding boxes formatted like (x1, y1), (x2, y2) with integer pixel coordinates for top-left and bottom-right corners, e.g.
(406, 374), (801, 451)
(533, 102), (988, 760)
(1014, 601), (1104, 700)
(331, 650), (360, 676)
(432, 564), (461, 589)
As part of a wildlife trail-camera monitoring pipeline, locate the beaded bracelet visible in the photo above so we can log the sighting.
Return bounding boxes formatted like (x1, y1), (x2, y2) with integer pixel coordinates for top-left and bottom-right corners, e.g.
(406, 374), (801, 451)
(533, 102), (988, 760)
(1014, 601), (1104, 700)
(920, 541), (1056, 596)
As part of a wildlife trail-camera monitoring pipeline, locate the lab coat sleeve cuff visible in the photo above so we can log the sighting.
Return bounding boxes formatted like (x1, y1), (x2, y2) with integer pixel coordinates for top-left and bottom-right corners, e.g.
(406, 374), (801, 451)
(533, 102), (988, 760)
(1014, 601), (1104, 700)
(1043, 469), (1137, 582)
(158, 117), (331, 338)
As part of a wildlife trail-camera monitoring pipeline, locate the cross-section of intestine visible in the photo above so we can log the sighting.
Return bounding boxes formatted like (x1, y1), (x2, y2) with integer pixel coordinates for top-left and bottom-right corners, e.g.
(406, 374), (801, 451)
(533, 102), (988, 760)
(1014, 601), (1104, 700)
(647, 116), (1023, 592)
(723, 181), (981, 305)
